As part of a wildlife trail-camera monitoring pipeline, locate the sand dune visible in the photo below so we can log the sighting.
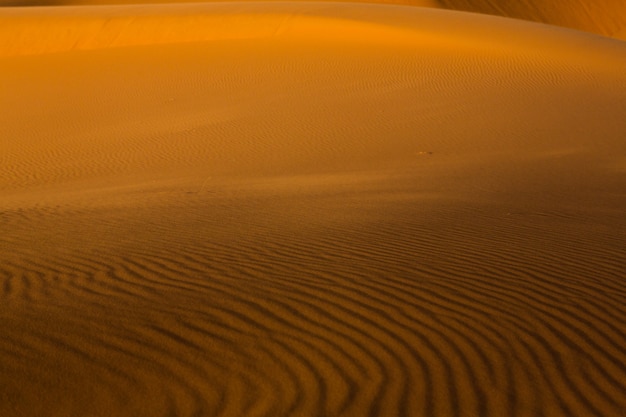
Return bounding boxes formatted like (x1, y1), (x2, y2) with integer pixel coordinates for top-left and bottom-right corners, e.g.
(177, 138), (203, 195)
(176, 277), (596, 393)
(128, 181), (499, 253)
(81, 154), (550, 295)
(613, 26), (626, 40)
(440, 0), (626, 39)
(1, 2), (626, 417)
(1, 0), (625, 40)
(0, 0), (439, 7)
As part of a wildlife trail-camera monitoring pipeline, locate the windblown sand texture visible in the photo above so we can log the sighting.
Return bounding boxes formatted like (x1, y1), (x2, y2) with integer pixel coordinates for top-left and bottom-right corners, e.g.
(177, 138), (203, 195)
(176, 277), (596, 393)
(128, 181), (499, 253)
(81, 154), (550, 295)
(1, 3), (626, 417)
(439, 0), (626, 39)
(2, 0), (626, 40)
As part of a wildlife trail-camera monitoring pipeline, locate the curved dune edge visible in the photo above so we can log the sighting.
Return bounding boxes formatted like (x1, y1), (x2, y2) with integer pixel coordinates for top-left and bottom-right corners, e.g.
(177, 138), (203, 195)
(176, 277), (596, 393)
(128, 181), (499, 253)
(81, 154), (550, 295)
(439, 0), (626, 40)
(1, 2), (625, 58)
(1, 3), (626, 417)
(1, 0), (625, 40)
(0, 2), (444, 56)
(1, 2), (625, 199)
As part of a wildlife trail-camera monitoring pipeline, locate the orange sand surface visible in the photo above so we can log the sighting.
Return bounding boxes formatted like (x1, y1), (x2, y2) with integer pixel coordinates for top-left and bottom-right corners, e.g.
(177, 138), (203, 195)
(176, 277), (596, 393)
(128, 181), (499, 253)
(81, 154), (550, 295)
(1, 2), (626, 417)
(1, 0), (625, 39)
(439, 0), (626, 39)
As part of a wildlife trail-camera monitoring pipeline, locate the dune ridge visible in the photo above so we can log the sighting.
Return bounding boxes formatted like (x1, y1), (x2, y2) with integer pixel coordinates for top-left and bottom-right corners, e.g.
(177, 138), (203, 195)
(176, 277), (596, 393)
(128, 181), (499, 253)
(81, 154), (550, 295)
(4, 2), (624, 59)
(439, 0), (626, 40)
(1, 0), (625, 40)
(1, 3), (625, 417)
(0, 3), (462, 57)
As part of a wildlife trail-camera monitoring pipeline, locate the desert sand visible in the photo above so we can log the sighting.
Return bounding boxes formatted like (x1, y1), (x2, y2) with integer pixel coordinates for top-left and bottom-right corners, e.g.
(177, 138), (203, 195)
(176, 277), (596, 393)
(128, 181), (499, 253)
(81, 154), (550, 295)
(1, 2), (626, 417)
(439, 0), (626, 40)
(2, 0), (626, 40)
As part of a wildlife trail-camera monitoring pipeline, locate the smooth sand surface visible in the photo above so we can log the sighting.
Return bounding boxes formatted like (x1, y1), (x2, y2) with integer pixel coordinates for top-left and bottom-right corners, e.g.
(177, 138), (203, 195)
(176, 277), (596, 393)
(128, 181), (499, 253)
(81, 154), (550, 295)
(2, 0), (626, 39)
(440, 0), (626, 39)
(0, 0), (439, 7)
(1, 2), (626, 417)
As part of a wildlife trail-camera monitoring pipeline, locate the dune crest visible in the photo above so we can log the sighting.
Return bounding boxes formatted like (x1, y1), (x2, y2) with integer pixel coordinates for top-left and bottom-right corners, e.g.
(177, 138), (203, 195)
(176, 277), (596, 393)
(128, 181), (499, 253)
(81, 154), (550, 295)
(1, 3), (625, 417)
(1, 3), (624, 58)
(1, 0), (625, 40)
(0, 3), (451, 57)
(439, 0), (626, 39)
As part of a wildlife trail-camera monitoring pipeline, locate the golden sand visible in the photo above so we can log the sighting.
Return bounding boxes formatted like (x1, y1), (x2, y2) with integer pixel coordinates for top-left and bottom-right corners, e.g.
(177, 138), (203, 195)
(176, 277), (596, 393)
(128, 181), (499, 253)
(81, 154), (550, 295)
(440, 0), (626, 39)
(1, 2), (625, 417)
(1, 0), (625, 39)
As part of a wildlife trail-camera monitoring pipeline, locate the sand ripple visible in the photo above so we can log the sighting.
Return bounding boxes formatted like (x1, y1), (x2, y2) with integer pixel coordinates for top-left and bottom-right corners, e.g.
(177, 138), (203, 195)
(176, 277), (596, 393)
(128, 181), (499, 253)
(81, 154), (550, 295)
(1, 3), (625, 416)
(1, 189), (625, 416)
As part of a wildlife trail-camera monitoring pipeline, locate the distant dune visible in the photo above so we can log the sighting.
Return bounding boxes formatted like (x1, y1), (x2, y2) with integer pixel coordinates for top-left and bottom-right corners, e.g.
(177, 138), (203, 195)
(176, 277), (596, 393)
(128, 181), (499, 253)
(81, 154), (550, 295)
(1, 2), (625, 417)
(1, 0), (625, 39)
(440, 0), (626, 39)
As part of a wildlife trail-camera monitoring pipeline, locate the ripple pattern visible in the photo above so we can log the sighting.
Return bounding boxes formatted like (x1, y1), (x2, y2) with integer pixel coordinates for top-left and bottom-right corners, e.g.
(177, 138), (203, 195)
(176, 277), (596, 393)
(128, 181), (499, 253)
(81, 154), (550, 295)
(1, 186), (625, 417)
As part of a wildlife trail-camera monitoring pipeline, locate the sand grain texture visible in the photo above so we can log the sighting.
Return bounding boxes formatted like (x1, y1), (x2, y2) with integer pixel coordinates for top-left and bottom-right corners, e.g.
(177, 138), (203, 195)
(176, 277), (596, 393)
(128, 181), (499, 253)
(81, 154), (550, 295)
(2, 0), (625, 40)
(439, 0), (626, 39)
(1, 3), (626, 417)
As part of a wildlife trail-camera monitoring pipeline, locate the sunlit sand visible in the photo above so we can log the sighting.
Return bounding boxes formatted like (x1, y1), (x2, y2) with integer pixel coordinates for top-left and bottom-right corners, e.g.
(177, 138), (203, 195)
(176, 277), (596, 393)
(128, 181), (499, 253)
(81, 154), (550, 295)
(2, 0), (624, 39)
(1, 2), (625, 417)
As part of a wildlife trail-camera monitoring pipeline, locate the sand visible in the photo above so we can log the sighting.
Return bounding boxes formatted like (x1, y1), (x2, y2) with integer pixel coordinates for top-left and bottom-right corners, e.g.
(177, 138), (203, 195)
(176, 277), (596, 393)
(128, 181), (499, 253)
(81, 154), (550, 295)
(1, 2), (626, 417)
(2, 0), (626, 39)
(440, 0), (626, 39)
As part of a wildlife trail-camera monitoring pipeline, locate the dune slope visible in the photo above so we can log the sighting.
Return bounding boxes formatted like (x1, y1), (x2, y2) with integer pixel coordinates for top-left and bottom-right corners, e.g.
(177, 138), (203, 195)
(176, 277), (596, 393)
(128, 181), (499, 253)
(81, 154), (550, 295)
(1, 0), (625, 40)
(0, 0), (439, 8)
(1, 3), (626, 417)
(440, 0), (626, 39)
